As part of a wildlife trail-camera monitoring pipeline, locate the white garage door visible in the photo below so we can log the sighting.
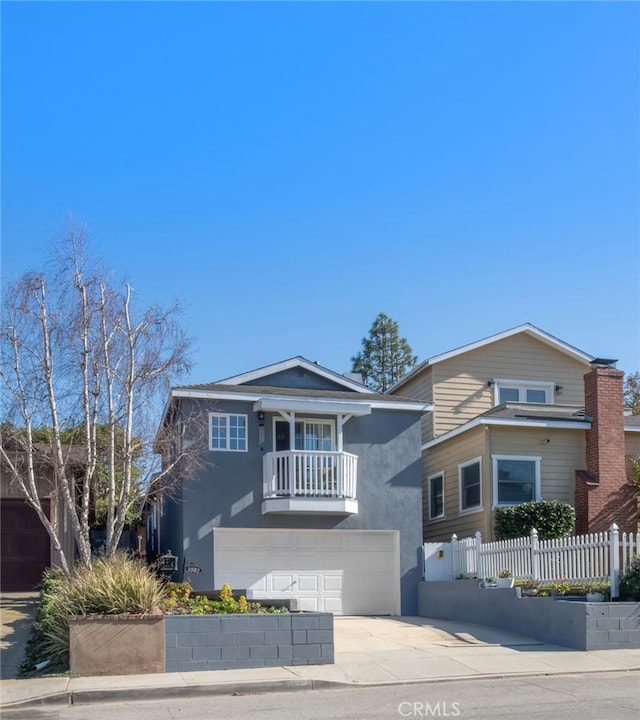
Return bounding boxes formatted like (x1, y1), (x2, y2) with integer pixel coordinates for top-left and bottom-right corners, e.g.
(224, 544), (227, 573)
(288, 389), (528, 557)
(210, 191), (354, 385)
(213, 528), (400, 615)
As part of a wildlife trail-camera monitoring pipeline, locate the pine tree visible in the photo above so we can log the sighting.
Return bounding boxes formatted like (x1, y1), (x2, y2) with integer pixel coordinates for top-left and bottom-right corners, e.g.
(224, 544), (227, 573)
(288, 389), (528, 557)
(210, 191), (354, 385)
(351, 313), (417, 392)
(624, 372), (640, 415)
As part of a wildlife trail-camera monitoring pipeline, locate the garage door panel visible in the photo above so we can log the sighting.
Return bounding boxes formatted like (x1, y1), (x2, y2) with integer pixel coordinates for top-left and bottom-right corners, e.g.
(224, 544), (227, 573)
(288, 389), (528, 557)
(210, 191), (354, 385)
(297, 575), (319, 592)
(319, 534), (343, 551)
(295, 534), (319, 550)
(322, 574), (343, 591)
(214, 529), (399, 615)
(323, 597), (342, 613)
(297, 597), (320, 612)
(271, 534), (298, 550)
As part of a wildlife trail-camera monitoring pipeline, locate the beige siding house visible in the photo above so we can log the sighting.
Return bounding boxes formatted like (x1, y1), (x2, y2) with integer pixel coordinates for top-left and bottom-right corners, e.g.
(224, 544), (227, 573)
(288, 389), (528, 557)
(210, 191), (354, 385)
(391, 324), (639, 542)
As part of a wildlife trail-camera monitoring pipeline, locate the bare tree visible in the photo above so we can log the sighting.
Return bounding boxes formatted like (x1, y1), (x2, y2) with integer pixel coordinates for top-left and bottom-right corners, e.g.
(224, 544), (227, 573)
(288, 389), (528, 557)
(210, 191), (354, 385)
(0, 225), (204, 572)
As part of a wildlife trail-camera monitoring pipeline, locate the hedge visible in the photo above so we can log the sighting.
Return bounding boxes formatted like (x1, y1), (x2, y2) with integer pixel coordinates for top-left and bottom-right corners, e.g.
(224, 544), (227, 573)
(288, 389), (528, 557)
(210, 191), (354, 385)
(494, 499), (575, 541)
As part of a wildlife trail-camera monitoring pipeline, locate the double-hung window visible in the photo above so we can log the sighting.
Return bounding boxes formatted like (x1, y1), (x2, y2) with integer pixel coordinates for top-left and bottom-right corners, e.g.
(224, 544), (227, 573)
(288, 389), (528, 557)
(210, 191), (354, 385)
(210, 413), (247, 452)
(492, 455), (541, 506)
(428, 472), (445, 521)
(459, 457), (482, 514)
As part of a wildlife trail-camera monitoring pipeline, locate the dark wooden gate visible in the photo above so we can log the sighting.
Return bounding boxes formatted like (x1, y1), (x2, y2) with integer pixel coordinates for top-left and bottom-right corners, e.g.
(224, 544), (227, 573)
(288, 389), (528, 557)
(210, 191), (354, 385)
(0, 498), (50, 591)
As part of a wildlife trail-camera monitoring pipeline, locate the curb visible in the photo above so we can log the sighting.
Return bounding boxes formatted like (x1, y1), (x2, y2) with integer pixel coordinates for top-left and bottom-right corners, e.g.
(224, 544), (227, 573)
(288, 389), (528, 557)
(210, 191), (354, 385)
(3, 666), (639, 709)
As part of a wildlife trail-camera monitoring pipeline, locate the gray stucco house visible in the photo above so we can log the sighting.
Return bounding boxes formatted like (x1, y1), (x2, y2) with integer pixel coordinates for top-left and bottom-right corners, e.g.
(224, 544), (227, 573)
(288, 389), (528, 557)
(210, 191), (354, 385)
(149, 357), (431, 615)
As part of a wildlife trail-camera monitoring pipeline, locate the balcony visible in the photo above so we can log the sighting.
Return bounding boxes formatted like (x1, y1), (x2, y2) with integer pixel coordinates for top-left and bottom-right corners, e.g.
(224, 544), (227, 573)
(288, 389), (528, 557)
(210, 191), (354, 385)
(262, 450), (358, 515)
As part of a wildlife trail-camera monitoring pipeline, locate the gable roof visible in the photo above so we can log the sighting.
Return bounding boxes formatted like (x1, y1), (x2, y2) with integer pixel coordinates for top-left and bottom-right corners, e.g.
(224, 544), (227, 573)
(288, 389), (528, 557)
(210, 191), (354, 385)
(390, 323), (596, 393)
(156, 357), (432, 440)
(172, 383), (430, 413)
(212, 356), (372, 394)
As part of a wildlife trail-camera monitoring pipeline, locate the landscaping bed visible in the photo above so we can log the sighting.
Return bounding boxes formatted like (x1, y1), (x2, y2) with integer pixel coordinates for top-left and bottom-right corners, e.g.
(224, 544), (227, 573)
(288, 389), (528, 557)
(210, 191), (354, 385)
(23, 557), (335, 677)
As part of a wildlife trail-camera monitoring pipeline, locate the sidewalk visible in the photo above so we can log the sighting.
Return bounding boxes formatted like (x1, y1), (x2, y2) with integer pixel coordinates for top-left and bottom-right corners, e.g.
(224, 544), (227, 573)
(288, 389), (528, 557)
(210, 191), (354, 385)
(1, 614), (639, 708)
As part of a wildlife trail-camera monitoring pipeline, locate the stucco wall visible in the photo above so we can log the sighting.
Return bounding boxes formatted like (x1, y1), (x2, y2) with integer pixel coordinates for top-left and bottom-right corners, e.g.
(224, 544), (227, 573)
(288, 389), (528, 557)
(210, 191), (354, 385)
(164, 396), (424, 615)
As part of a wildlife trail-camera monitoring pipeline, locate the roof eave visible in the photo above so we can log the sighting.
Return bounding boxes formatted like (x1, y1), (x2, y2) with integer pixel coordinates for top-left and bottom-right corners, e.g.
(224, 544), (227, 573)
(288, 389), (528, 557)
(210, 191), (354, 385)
(391, 323), (595, 393)
(422, 415), (592, 451)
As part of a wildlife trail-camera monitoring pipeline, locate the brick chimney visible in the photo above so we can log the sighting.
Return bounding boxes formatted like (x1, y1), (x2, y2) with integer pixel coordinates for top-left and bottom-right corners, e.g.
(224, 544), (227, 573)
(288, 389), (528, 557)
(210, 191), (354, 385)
(575, 365), (636, 535)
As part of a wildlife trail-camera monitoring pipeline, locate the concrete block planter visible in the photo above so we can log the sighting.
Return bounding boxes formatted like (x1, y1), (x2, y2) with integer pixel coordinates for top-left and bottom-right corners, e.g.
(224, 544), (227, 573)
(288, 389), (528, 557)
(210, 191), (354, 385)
(165, 612), (334, 672)
(69, 612), (334, 676)
(418, 581), (640, 650)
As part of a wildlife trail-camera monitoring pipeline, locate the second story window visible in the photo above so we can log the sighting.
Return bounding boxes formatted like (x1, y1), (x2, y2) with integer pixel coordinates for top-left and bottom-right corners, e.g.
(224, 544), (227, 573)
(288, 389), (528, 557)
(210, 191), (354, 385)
(210, 413), (247, 452)
(493, 380), (555, 405)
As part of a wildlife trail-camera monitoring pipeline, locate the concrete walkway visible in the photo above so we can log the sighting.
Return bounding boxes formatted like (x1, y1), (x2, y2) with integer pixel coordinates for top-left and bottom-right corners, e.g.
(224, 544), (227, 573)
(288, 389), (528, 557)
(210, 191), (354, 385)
(1, 611), (639, 708)
(0, 593), (38, 681)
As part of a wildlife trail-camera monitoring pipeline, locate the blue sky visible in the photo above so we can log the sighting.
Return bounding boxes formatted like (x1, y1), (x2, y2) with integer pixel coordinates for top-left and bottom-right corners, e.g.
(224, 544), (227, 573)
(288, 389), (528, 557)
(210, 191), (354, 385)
(2, 1), (639, 385)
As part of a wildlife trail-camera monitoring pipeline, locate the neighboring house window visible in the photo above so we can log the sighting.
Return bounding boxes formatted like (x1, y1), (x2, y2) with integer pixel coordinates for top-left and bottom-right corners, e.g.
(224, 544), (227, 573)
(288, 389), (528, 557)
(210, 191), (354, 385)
(428, 472), (445, 521)
(493, 380), (555, 405)
(492, 455), (541, 506)
(210, 413), (248, 452)
(459, 457), (482, 514)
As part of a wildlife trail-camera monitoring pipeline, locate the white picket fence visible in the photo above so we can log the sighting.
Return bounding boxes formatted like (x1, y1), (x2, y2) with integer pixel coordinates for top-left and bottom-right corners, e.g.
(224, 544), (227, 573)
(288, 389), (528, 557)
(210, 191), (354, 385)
(423, 523), (639, 598)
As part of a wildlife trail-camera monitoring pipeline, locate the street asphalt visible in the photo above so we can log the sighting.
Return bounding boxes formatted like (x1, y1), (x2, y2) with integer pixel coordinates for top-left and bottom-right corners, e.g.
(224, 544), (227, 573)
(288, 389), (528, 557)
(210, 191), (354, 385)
(1, 594), (638, 709)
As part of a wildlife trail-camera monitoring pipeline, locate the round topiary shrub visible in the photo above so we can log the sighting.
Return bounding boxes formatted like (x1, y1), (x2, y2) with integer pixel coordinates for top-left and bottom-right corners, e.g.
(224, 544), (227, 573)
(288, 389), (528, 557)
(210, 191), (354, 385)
(494, 499), (575, 541)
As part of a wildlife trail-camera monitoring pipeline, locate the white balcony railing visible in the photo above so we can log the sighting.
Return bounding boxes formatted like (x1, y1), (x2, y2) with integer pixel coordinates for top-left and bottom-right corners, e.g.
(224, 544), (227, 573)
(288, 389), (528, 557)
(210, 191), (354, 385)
(263, 450), (358, 500)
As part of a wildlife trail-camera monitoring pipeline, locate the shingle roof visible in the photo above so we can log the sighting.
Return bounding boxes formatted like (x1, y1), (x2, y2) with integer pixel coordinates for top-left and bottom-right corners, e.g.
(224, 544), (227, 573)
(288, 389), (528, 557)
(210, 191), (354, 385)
(174, 382), (419, 405)
(482, 403), (592, 425)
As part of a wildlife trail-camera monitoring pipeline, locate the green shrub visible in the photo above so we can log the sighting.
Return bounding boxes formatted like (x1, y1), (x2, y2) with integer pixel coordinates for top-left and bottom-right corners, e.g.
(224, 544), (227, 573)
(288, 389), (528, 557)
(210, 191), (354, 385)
(494, 499), (575, 540)
(160, 581), (288, 615)
(619, 556), (640, 600)
(20, 552), (166, 673)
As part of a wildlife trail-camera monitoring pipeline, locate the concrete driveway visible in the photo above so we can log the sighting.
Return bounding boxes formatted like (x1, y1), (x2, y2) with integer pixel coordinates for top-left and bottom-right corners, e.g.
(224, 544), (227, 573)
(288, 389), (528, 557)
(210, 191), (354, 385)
(0, 592), (38, 679)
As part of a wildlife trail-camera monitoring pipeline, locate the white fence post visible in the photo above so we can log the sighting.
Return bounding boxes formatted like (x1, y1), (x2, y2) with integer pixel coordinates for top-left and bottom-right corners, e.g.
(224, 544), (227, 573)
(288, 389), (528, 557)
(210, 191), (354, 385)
(610, 523), (620, 598)
(451, 534), (458, 577)
(531, 528), (540, 581)
(475, 531), (483, 580)
(422, 544), (427, 580)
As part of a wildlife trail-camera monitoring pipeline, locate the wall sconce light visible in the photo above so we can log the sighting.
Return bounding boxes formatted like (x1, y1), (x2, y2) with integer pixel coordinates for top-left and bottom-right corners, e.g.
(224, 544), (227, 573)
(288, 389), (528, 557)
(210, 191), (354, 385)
(257, 411), (265, 451)
(555, 385), (563, 394)
(487, 380), (496, 388)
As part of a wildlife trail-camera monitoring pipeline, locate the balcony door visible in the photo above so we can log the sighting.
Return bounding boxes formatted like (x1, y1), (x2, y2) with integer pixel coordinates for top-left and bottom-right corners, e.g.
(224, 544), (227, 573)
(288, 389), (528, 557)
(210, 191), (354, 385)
(274, 420), (334, 452)
(274, 419), (335, 495)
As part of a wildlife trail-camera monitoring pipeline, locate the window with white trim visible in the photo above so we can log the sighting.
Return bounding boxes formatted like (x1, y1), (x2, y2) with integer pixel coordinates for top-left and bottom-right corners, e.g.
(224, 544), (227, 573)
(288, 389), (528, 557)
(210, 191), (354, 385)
(274, 419), (334, 452)
(459, 457), (482, 513)
(492, 455), (541, 506)
(210, 413), (248, 452)
(493, 379), (555, 405)
(428, 472), (445, 521)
